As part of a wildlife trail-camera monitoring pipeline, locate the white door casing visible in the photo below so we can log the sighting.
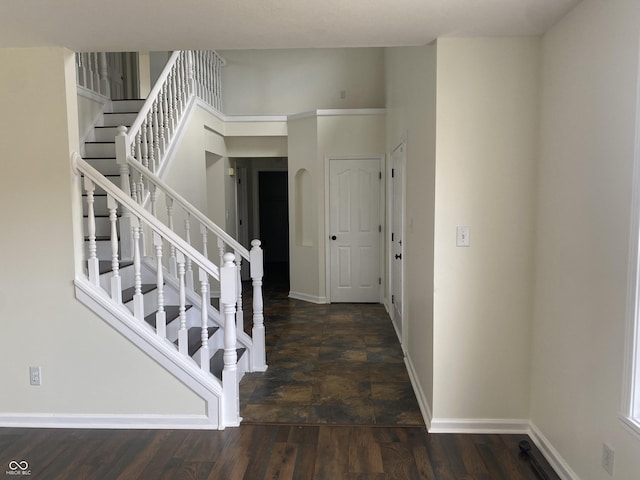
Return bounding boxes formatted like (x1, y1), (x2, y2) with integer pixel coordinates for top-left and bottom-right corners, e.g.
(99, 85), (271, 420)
(327, 157), (382, 303)
(390, 142), (406, 341)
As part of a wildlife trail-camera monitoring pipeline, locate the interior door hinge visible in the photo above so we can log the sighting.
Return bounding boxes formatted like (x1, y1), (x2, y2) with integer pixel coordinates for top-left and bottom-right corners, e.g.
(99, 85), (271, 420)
(391, 168), (395, 178)
(391, 232), (394, 242)
(379, 171), (382, 180)
(378, 225), (382, 233)
(391, 295), (395, 304)
(378, 277), (381, 285)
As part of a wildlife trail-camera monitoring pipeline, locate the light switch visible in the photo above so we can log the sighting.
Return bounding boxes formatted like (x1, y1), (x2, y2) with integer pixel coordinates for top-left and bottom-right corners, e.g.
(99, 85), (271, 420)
(456, 226), (470, 247)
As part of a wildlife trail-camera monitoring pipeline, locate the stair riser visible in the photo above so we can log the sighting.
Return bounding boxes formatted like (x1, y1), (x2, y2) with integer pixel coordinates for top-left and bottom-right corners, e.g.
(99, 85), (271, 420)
(85, 158), (120, 175)
(100, 112), (138, 127)
(93, 127), (120, 142)
(166, 308), (201, 342)
(83, 217), (113, 237)
(85, 143), (116, 158)
(109, 99), (145, 113)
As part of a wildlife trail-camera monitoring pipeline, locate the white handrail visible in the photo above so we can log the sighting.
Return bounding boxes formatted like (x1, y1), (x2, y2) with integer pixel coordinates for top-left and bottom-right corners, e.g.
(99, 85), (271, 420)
(126, 154), (251, 261)
(72, 152), (220, 280)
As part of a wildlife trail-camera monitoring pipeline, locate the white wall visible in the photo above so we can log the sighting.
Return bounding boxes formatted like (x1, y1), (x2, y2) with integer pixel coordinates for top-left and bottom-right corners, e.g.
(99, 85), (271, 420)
(220, 48), (385, 115)
(0, 48), (204, 420)
(532, 1), (640, 478)
(384, 45), (437, 419)
(432, 38), (539, 422)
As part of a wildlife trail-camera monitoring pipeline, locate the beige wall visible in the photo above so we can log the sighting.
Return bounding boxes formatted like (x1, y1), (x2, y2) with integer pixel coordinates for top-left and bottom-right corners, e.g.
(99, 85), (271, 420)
(384, 44), (437, 418)
(0, 47), (204, 418)
(432, 37), (539, 421)
(220, 48), (385, 115)
(532, 1), (640, 478)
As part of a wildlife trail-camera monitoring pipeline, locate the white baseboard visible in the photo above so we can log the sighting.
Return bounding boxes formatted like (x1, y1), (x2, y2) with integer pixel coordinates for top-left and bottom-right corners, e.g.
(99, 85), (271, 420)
(404, 353), (433, 429)
(429, 417), (530, 434)
(288, 291), (327, 304)
(528, 422), (581, 480)
(0, 413), (221, 430)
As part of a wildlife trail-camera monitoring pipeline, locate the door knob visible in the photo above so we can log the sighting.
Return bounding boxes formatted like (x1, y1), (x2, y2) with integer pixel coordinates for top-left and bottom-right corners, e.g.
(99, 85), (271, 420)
(395, 254), (402, 259)
(331, 235), (337, 240)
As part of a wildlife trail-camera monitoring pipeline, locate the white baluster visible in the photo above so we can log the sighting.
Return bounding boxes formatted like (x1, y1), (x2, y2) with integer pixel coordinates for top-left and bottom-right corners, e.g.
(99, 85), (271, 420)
(84, 176), (99, 285)
(98, 52), (110, 98)
(187, 51), (195, 96)
(200, 223), (208, 260)
(185, 214), (193, 290)
(177, 251), (188, 356)
(132, 218), (144, 321)
(149, 182), (158, 217)
(166, 197), (177, 276)
(221, 252), (240, 425)
(162, 83), (169, 146)
(199, 269), (210, 372)
(141, 117), (149, 170)
(152, 100), (161, 171)
(250, 239), (266, 371)
(168, 72), (176, 133)
(107, 195), (122, 303)
(135, 131), (142, 166)
(217, 237), (225, 268)
(153, 232), (166, 339)
(147, 110), (155, 172)
(235, 252), (244, 338)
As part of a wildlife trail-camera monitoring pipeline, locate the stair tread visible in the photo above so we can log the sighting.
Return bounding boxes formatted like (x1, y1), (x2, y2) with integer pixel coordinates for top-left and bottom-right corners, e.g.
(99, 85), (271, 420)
(172, 325), (219, 357)
(210, 348), (247, 380)
(98, 260), (133, 275)
(121, 284), (157, 303)
(144, 304), (192, 327)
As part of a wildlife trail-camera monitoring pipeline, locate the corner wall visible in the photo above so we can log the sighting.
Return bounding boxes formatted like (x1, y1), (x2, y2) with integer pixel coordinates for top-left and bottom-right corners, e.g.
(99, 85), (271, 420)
(532, 1), (640, 478)
(432, 38), (539, 423)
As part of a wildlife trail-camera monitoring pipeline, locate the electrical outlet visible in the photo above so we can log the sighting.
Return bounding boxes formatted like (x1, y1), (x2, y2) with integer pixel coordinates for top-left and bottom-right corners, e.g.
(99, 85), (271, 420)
(29, 366), (41, 386)
(602, 443), (614, 476)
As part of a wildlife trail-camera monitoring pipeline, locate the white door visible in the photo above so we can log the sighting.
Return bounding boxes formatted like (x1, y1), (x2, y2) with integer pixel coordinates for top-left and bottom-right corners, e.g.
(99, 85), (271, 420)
(329, 158), (381, 303)
(391, 143), (405, 338)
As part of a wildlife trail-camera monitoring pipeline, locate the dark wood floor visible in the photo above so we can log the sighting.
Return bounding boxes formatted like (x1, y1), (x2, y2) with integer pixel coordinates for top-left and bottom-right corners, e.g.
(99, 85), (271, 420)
(0, 263), (560, 479)
(0, 426), (559, 479)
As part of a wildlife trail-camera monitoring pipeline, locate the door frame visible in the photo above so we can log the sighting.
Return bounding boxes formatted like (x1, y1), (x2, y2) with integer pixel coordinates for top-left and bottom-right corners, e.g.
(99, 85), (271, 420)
(324, 154), (385, 304)
(388, 141), (407, 346)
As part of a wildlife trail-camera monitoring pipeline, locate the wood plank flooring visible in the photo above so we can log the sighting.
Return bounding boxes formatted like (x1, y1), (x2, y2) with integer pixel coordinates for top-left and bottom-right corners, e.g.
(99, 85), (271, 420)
(0, 426), (559, 479)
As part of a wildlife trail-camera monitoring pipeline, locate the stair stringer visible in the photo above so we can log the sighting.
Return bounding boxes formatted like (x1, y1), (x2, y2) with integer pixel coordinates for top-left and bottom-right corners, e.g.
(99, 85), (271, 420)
(74, 276), (241, 430)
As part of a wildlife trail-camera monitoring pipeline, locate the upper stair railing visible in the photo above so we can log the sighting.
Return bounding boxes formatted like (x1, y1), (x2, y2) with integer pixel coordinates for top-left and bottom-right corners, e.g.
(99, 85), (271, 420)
(120, 50), (224, 176)
(76, 52), (110, 98)
(72, 152), (242, 427)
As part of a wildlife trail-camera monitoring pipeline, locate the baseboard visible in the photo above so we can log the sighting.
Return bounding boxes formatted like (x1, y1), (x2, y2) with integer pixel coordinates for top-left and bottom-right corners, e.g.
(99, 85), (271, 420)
(428, 417), (530, 434)
(288, 291), (327, 304)
(404, 353), (433, 429)
(528, 422), (581, 480)
(0, 413), (220, 430)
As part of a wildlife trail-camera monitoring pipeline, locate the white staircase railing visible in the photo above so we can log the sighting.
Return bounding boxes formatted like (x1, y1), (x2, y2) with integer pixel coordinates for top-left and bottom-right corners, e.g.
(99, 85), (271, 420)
(76, 52), (110, 98)
(120, 149), (267, 372)
(119, 50), (225, 176)
(72, 152), (242, 427)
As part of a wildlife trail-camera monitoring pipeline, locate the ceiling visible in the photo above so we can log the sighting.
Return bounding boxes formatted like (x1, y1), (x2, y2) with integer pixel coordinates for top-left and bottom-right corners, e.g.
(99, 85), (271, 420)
(0, 0), (581, 52)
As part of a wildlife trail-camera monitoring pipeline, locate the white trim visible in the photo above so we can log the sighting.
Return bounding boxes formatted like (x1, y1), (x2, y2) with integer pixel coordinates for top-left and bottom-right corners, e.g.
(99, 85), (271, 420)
(288, 108), (386, 121)
(622, 33), (640, 431)
(528, 422), (581, 480)
(224, 115), (288, 123)
(77, 85), (111, 104)
(429, 418), (530, 434)
(288, 291), (328, 304)
(0, 413), (221, 430)
(404, 353), (432, 429)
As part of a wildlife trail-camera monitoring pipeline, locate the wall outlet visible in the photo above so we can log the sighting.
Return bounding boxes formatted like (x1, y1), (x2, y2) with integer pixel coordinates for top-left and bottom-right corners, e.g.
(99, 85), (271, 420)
(602, 443), (614, 476)
(29, 366), (41, 386)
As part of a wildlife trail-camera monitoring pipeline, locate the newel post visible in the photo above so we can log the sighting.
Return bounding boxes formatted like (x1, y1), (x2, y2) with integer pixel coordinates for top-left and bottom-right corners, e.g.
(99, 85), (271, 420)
(115, 126), (134, 260)
(221, 252), (240, 426)
(250, 239), (267, 371)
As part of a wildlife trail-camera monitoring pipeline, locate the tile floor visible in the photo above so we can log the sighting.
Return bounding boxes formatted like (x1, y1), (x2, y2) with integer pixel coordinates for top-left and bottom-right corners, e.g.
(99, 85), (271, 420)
(239, 264), (424, 425)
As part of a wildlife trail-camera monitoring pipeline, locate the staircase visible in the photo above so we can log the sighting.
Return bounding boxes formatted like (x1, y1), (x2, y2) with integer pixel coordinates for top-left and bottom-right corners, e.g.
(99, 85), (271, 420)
(72, 51), (265, 429)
